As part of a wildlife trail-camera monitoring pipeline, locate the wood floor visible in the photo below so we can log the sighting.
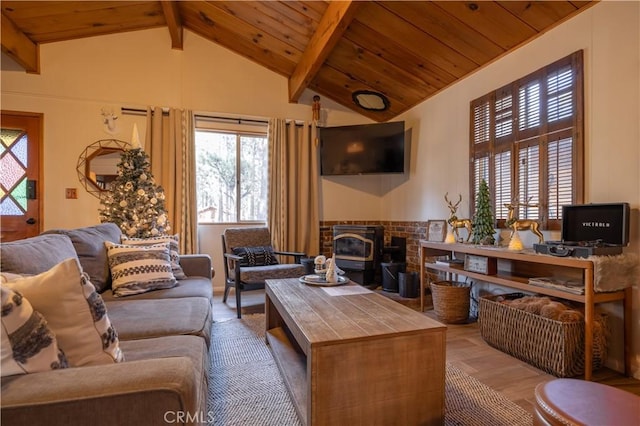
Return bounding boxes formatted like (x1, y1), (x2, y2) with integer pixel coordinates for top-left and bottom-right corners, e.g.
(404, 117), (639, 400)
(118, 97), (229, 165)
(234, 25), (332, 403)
(212, 288), (640, 416)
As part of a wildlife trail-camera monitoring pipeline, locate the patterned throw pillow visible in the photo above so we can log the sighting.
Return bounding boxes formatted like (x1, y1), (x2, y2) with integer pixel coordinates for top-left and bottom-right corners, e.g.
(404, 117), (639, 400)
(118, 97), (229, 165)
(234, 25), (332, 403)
(1, 287), (68, 377)
(4, 258), (124, 367)
(105, 241), (177, 297)
(232, 246), (279, 267)
(120, 234), (186, 279)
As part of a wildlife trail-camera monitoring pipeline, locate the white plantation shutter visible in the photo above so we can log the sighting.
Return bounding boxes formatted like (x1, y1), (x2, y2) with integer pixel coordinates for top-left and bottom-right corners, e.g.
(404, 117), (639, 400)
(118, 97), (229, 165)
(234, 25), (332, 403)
(495, 91), (513, 140)
(470, 98), (491, 208)
(472, 155), (490, 217)
(548, 136), (574, 220)
(518, 81), (541, 132)
(474, 156), (489, 195)
(473, 101), (490, 145)
(470, 51), (583, 230)
(517, 145), (540, 220)
(547, 66), (573, 125)
(494, 151), (511, 220)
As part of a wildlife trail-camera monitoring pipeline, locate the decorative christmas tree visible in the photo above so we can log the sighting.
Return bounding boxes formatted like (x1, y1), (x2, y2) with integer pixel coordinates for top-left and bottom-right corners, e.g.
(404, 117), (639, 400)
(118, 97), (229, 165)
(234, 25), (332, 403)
(470, 179), (495, 245)
(99, 148), (170, 238)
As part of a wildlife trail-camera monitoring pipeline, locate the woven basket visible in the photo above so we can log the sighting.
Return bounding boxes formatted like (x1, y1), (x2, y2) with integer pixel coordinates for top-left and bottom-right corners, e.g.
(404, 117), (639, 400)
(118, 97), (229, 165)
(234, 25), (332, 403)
(431, 281), (471, 324)
(478, 293), (608, 377)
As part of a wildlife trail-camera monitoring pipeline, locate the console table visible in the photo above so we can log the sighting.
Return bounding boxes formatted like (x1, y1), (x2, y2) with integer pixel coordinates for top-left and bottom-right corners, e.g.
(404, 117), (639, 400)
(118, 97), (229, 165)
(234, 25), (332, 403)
(265, 278), (446, 425)
(419, 241), (631, 381)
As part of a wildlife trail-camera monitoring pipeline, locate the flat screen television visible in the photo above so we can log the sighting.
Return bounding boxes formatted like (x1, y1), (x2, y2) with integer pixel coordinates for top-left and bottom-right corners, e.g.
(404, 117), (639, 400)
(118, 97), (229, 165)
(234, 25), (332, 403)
(319, 121), (405, 175)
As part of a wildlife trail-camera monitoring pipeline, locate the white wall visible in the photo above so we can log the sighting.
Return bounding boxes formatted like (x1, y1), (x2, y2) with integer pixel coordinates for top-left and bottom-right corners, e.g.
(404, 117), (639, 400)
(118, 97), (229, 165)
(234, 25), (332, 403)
(2, 1), (638, 378)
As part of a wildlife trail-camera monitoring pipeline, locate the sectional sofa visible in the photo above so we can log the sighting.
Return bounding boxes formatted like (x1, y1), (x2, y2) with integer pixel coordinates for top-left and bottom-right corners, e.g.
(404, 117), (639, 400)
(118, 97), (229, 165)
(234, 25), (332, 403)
(0, 223), (213, 426)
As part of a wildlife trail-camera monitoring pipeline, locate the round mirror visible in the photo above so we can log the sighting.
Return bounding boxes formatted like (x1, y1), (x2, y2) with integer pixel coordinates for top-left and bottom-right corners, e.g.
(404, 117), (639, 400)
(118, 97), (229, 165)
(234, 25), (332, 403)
(77, 139), (130, 197)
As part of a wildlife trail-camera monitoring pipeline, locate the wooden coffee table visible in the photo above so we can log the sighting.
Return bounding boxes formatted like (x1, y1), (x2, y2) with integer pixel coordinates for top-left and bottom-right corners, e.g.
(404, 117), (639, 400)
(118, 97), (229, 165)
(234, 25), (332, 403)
(265, 278), (446, 426)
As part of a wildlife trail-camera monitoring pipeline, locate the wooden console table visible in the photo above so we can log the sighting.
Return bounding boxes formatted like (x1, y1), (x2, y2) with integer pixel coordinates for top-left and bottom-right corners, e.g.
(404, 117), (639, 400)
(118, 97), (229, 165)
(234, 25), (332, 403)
(419, 241), (631, 381)
(265, 278), (446, 425)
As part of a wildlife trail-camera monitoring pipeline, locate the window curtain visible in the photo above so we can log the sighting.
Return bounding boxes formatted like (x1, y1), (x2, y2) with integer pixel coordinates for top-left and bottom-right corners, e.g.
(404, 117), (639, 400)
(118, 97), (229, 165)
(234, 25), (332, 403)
(145, 107), (198, 254)
(267, 118), (319, 257)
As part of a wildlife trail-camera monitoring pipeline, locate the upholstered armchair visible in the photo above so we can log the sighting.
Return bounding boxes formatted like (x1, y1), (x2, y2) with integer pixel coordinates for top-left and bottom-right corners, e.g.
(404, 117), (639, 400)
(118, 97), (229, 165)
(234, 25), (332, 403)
(222, 227), (306, 318)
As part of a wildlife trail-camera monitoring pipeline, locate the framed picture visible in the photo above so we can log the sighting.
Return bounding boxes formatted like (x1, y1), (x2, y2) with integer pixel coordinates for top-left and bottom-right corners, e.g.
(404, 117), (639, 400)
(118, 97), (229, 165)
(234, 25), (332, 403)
(426, 220), (447, 242)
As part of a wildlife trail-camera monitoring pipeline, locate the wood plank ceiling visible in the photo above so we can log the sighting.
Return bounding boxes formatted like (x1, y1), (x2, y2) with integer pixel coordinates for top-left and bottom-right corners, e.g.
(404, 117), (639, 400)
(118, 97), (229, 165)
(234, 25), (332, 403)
(1, 1), (596, 122)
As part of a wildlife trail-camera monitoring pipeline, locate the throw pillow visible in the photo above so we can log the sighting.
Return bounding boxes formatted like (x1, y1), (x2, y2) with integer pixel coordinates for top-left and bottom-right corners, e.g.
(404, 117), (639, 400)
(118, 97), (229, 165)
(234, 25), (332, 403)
(0, 234), (78, 276)
(232, 246), (279, 267)
(1, 287), (68, 377)
(105, 241), (177, 297)
(3, 258), (124, 367)
(120, 234), (186, 279)
(43, 223), (123, 292)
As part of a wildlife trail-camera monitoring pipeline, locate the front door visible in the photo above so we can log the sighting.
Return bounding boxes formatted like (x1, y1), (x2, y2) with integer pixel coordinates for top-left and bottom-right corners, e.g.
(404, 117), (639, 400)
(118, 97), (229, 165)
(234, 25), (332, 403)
(1, 111), (42, 242)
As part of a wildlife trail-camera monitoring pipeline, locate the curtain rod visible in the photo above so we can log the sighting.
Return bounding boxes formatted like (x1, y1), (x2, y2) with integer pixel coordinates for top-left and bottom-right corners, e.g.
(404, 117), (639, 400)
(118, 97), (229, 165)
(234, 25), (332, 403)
(121, 107), (157, 116)
(121, 107), (268, 126)
(195, 114), (268, 126)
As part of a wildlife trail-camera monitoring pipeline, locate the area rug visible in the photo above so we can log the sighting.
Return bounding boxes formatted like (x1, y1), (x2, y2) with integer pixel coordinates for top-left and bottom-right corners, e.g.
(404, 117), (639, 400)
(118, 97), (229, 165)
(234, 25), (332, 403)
(208, 314), (533, 426)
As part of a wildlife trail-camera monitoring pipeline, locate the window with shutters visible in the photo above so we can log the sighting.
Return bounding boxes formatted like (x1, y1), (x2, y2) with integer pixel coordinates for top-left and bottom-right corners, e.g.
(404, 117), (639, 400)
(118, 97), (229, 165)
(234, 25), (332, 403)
(469, 51), (584, 231)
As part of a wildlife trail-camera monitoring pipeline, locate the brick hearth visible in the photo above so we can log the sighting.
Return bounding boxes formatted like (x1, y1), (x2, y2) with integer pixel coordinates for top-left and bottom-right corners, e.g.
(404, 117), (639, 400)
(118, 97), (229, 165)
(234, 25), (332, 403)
(319, 220), (429, 274)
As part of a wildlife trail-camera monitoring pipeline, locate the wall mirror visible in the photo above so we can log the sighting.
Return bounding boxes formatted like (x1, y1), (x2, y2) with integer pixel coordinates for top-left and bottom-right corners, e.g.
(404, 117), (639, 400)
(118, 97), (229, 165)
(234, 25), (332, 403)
(77, 139), (129, 197)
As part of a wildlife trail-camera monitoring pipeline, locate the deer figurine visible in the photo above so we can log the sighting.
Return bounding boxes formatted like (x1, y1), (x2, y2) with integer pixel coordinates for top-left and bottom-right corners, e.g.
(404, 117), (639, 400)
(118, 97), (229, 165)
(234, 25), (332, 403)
(445, 193), (473, 243)
(504, 195), (544, 243)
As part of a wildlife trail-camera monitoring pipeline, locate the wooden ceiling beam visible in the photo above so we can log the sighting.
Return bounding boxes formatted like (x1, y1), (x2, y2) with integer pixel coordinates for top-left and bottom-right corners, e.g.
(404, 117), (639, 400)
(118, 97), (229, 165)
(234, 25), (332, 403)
(288, 1), (360, 103)
(1, 12), (39, 73)
(161, 1), (183, 50)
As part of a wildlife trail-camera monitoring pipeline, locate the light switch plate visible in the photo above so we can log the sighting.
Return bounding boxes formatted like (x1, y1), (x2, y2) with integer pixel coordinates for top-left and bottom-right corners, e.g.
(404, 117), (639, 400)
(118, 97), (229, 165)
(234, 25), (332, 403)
(65, 188), (78, 199)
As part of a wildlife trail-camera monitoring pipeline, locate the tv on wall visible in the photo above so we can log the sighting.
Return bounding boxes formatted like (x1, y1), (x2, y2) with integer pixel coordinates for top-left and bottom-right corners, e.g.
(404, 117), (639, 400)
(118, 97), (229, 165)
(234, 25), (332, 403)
(319, 121), (405, 176)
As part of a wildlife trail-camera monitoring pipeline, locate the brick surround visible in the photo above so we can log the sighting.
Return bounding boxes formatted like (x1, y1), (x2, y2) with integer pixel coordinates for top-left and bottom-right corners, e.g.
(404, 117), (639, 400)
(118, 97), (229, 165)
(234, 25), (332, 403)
(319, 220), (429, 274)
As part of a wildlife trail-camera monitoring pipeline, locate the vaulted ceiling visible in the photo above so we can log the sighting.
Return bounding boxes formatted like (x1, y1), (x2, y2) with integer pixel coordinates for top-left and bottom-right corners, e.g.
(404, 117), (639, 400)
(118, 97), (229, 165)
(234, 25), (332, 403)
(1, 1), (596, 121)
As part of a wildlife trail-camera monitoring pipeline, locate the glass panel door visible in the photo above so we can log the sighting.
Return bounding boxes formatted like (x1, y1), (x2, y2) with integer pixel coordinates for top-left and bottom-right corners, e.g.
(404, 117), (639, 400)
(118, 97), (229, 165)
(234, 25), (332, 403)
(1, 112), (41, 241)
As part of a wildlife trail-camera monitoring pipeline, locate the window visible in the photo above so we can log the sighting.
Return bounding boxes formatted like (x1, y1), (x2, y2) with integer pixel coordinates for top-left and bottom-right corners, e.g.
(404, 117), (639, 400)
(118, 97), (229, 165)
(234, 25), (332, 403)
(195, 118), (268, 223)
(469, 51), (584, 230)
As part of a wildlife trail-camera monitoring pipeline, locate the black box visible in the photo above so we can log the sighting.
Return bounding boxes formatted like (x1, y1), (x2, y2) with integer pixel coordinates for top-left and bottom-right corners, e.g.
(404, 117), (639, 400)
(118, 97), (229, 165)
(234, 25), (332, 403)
(534, 203), (630, 257)
(560, 203), (630, 246)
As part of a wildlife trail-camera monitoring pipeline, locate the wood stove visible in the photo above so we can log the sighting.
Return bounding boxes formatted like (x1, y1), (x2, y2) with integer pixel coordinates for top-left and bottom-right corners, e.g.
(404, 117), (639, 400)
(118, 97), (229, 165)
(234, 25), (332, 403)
(332, 225), (384, 286)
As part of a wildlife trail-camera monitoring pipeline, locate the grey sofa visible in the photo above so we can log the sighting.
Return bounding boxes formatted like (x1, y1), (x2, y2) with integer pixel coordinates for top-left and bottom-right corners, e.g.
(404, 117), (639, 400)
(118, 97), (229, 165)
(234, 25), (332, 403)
(0, 223), (213, 426)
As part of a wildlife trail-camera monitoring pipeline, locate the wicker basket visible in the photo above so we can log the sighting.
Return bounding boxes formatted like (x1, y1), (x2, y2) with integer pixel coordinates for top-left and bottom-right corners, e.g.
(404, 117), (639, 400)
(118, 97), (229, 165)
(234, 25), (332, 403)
(478, 293), (608, 377)
(431, 281), (471, 324)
